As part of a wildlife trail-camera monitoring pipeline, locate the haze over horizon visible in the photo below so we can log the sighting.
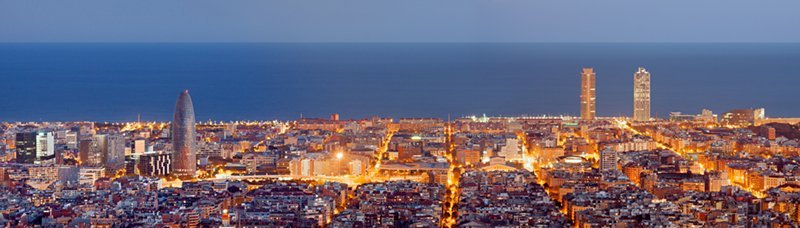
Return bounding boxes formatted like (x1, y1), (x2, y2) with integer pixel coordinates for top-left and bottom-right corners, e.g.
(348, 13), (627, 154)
(2, 0), (800, 43)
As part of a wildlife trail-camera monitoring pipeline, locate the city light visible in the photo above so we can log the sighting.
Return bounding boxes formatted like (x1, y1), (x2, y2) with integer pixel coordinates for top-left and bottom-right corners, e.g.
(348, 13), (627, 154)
(1, 71), (796, 227)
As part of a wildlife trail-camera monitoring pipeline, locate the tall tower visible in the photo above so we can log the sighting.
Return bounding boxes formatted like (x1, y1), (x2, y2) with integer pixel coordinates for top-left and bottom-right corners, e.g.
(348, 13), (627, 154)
(633, 67), (651, 121)
(172, 90), (196, 179)
(580, 68), (596, 120)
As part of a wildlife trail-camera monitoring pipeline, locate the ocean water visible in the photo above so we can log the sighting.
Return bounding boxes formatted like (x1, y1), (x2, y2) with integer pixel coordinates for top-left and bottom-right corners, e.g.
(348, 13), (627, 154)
(0, 43), (799, 122)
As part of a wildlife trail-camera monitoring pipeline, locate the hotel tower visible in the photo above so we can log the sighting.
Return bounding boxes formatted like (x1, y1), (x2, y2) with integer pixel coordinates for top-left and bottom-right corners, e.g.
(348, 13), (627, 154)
(580, 68), (596, 120)
(633, 67), (651, 121)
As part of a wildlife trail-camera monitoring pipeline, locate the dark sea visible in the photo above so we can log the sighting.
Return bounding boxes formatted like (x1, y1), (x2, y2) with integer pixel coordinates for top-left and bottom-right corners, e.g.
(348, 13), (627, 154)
(1, 43), (799, 122)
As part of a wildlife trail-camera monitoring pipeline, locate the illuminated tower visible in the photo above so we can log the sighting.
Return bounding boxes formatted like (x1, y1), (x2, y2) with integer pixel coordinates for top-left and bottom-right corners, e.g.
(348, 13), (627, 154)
(580, 68), (596, 120)
(633, 67), (651, 121)
(172, 90), (196, 179)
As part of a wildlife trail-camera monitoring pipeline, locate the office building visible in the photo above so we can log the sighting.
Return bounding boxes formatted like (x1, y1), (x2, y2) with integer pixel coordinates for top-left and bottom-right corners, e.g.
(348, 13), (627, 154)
(79, 134), (124, 170)
(105, 134), (125, 170)
(172, 90), (197, 179)
(35, 132), (55, 164)
(138, 151), (172, 177)
(79, 139), (103, 166)
(580, 68), (596, 120)
(15, 132), (55, 164)
(15, 132), (37, 164)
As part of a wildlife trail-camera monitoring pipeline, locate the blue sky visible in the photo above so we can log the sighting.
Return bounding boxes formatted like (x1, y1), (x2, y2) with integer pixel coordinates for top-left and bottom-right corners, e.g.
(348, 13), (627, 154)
(1, 0), (799, 42)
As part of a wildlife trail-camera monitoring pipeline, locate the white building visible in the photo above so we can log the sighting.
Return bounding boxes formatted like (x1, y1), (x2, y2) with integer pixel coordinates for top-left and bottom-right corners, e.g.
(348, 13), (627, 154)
(35, 132), (55, 164)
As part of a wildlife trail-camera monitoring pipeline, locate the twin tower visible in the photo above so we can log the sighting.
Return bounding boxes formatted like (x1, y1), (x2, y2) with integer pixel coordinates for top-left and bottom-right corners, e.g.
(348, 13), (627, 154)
(580, 67), (651, 121)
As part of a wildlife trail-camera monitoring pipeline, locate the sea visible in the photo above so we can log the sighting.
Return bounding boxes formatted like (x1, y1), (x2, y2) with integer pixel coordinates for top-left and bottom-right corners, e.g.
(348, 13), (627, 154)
(1, 43), (799, 122)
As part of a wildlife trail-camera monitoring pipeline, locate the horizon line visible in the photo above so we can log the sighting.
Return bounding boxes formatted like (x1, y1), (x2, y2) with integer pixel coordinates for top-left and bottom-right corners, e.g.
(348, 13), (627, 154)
(2, 41), (800, 44)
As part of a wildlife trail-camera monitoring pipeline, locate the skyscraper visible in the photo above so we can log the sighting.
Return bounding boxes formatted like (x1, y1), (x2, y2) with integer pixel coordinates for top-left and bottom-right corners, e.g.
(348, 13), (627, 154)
(35, 132), (55, 164)
(580, 68), (596, 120)
(105, 134), (126, 170)
(15, 133), (37, 164)
(172, 90), (197, 179)
(78, 139), (95, 166)
(633, 67), (651, 121)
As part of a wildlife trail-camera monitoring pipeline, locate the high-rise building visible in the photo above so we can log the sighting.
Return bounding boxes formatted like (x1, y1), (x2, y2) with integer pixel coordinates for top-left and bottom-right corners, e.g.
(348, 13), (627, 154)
(16, 133), (37, 164)
(93, 134), (108, 165)
(105, 134), (125, 170)
(172, 90), (197, 179)
(633, 67), (651, 121)
(78, 134), (124, 170)
(138, 151), (172, 177)
(35, 132), (55, 164)
(16, 132), (55, 164)
(580, 68), (596, 120)
(79, 138), (102, 166)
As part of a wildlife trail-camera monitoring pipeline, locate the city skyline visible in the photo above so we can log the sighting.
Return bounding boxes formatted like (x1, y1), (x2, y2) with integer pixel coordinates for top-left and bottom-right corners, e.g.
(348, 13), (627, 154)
(2, 1), (800, 227)
(3, 72), (800, 226)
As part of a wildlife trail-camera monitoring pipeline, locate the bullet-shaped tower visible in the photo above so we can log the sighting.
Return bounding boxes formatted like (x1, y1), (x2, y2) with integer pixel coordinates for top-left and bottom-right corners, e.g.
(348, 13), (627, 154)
(172, 90), (196, 179)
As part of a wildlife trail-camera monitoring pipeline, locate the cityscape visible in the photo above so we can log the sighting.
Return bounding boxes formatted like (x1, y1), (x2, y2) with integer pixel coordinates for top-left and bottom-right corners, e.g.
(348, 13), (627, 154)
(4, 1), (800, 228)
(3, 67), (800, 227)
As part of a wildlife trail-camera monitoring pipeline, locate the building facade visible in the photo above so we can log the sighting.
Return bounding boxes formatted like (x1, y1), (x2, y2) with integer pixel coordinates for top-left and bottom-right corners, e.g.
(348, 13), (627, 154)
(15, 132), (37, 164)
(138, 151), (172, 176)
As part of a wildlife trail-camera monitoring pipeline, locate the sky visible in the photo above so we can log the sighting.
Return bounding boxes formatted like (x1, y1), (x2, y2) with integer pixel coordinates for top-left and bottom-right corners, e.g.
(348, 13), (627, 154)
(1, 0), (799, 42)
